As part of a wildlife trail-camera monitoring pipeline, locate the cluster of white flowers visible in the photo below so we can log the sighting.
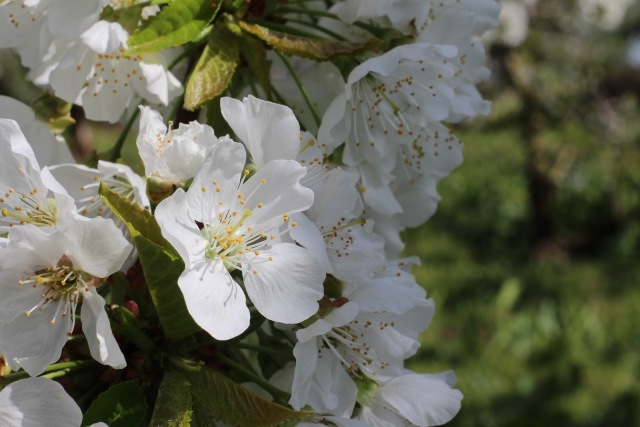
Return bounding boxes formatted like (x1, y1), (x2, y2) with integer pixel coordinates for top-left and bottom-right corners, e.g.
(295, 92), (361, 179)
(0, 0), (500, 425)
(0, 0), (181, 123)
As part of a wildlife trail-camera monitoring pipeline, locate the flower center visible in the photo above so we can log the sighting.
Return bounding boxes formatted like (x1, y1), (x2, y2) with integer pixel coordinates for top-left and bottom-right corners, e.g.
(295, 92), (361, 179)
(203, 209), (256, 270)
(321, 318), (393, 377)
(19, 256), (96, 332)
(1, 194), (57, 228)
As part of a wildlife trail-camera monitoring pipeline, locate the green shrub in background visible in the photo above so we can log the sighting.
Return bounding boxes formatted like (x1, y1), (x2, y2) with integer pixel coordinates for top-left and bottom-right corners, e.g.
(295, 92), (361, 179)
(405, 2), (640, 425)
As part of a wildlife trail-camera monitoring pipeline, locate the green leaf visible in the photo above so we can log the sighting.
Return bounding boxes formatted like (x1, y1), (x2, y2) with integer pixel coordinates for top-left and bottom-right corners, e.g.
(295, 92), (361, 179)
(238, 33), (272, 98)
(126, 0), (221, 54)
(81, 380), (147, 427)
(188, 368), (314, 427)
(149, 371), (193, 427)
(99, 184), (200, 339)
(238, 21), (381, 60)
(184, 24), (240, 111)
(98, 183), (166, 247)
(135, 236), (201, 338)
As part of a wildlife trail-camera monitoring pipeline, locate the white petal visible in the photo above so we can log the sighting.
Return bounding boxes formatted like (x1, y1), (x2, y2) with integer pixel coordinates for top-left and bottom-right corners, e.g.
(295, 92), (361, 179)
(187, 139), (246, 221)
(290, 339), (318, 410)
(306, 350), (357, 416)
(97, 161), (150, 208)
(0, 305), (69, 376)
(307, 169), (362, 227)
(136, 57), (183, 106)
(296, 302), (359, 343)
(288, 213), (332, 273)
(0, 118), (40, 170)
(81, 288), (126, 369)
(80, 21), (128, 54)
(62, 216), (132, 278)
(47, 0), (104, 38)
(221, 96), (300, 168)
(241, 160), (314, 228)
(378, 373), (463, 426)
(178, 260), (250, 340)
(243, 244), (324, 324)
(155, 189), (208, 268)
(0, 269), (45, 323)
(0, 378), (82, 427)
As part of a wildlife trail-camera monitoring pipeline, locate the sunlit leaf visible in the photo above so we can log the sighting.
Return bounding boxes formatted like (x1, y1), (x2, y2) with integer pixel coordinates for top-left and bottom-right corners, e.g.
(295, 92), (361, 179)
(126, 0), (221, 54)
(184, 24), (240, 110)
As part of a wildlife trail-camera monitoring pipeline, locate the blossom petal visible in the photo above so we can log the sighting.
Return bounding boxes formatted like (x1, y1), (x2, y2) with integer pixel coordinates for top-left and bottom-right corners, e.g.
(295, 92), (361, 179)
(81, 287), (126, 369)
(221, 96), (300, 168)
(378, 373), (463, 426)
(61, 216), (132, 278)
(241, 160), (314, 228)
(0, 304), (69, 376)
(243, 243), (324, 324)
(178, 260), (250, 340)
(155, 189), (208, 268)
(0, 378), (82, 427)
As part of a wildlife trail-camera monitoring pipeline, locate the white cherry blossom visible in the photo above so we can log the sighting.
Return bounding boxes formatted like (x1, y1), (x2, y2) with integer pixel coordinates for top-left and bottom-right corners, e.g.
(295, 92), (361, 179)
(0, 119), (77, 234)
(0, 216), (131, 376)
(356, 371), (463, 427)
(0, 377), (82, 427)
(137, 106), (219, 184)
(0, 95), (74, 166)
(49, 20), (182, 123)
(155, 138), (325, 340)
(290, 292), (435, 414)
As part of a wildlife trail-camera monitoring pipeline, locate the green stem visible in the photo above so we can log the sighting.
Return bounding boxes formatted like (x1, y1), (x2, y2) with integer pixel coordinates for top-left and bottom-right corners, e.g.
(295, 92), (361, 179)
(271, 86), (288, 105)
(277, 6), (341, 20)
(274, 51), (322, 127)
(167, 354), (204, 373)
(109, 106), (140, 162)
(169, 94), (184, 123)
(168, 48), (193, 71)
(216, 353), (290, 402)
(282, 17), (348, 41)
(257, 21), (323, 39)
(1, 360), (98, 384)
(229, 342), (292, 358)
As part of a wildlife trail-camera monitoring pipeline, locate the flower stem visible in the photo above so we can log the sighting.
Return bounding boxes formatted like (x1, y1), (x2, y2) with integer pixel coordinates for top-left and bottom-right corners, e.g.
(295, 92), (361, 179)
(109, 106), (140, 162)
(167, 354), (204, 373)
(215, 353), (290, 402)
(1, 360), (98, 384)
(283, 17), (347, 40)
(257, 21), (322, 39)
(277, 6), (341, 20)
(229, 342), (292, 358)
(274, 51), (322, 127)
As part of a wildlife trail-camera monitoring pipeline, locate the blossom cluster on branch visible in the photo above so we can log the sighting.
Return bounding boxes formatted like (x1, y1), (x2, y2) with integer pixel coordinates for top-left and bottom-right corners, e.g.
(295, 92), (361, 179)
(0, 0), (500, 426)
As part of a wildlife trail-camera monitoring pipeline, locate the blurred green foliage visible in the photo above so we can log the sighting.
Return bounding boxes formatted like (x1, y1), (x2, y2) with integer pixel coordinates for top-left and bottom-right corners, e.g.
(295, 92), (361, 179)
(406, 1), (640, 426)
